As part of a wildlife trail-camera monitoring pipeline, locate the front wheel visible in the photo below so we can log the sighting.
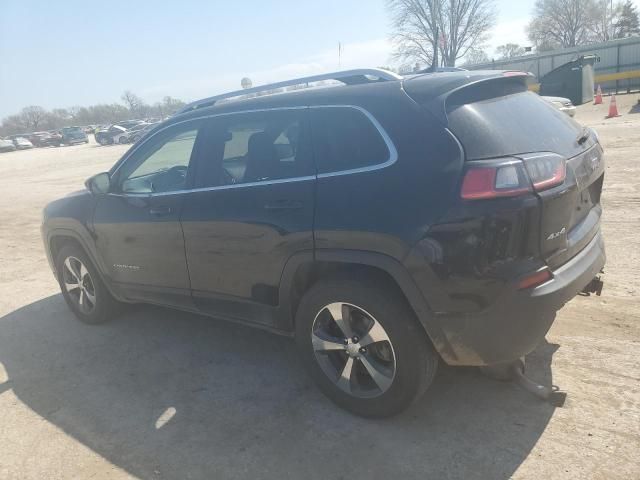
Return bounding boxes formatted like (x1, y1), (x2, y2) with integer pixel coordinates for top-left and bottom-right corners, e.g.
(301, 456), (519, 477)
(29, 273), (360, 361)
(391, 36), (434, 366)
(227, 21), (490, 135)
(118, 136), (128, 144)
(295, 277), (438, 417)
(56, 244), (118, 324)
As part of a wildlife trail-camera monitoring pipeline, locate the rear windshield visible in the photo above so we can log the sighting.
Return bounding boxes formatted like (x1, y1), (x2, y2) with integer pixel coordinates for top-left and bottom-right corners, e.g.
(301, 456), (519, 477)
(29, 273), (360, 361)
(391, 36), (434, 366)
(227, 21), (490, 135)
(62, 127), (83, 133)
(447, 89), (583, 160)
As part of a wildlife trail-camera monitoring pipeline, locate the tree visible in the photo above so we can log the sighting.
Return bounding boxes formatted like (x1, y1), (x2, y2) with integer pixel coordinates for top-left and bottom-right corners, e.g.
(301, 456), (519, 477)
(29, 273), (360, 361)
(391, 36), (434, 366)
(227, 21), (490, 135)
(614, 0), (640, 38)
(387, 0), (496, 67)
(527, 0), (598, 50)
(590, 0), (623, 42)
(21, 106), (47, 131)
(121, 90), (145, 115)
(0, 93), (187, 136)
(495, 43), (526, 59)
(461, 48), (490, 65)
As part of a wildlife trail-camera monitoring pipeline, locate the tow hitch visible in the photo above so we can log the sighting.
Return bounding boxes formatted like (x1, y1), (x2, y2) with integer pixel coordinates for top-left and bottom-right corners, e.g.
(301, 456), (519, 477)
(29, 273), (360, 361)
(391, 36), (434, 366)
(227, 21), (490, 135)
(509, 359), (552, 400)
(481, 358), (561, 403)
(581, 274), (604, 296)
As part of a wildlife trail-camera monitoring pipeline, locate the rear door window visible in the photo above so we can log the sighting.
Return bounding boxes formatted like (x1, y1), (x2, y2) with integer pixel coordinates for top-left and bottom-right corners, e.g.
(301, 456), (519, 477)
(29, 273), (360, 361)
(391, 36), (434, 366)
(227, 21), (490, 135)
(310, 107), (391, 174)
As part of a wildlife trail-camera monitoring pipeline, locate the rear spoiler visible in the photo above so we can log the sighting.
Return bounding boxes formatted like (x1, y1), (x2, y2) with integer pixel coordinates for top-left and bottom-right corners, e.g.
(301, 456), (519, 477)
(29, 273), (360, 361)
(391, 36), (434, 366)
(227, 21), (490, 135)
(403, 71), (535, 124)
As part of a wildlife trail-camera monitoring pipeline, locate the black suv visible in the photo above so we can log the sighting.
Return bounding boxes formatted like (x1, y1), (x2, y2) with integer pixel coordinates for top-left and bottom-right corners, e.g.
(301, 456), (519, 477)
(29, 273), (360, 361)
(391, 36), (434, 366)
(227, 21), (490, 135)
(42, 69), (605, 417)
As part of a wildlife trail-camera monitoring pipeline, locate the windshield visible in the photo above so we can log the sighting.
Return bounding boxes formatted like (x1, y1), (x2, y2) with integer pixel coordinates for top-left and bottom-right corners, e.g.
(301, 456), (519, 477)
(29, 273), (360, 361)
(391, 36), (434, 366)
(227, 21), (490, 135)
(62, 127), (83, 134)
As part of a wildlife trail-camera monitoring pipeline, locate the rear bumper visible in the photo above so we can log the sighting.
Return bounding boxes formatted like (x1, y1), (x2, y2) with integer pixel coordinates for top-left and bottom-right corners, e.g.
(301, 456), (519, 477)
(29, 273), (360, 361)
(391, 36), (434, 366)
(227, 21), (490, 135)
(434, 231), (605, 366)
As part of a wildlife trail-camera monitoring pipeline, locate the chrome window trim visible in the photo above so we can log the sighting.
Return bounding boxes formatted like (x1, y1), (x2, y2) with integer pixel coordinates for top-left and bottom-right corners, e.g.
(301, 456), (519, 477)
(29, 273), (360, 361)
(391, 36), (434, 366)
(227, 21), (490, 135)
(309, 105), (398, 179)
(107, 175), (317, 198)
(109, 105), (397, 198)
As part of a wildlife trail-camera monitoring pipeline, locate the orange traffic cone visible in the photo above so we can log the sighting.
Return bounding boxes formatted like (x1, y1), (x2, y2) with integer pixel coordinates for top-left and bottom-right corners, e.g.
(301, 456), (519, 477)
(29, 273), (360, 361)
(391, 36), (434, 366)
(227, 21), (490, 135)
(594, 85), (603, 104)
(606, 94), (620, 118)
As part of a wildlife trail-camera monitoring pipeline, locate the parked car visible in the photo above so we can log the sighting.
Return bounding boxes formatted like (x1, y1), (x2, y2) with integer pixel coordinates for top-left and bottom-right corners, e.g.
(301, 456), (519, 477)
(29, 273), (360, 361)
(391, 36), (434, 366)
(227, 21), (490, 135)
(42, 68), (606, 417)
(542, 96), (577, 117)
(0, 138), (16, 152)
(95, 125), (129, 145)
(115, 120), (146, 130)
(61, 126), (89, 145)
(12, 137), (34, 149)
(122, 122), (156, 143)
(30, 131), (62, 147)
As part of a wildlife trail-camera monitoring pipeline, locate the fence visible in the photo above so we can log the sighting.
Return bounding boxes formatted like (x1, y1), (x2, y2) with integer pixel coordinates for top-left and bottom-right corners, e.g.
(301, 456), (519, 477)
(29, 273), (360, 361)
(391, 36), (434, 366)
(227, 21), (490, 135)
(467, 37), (640, 94)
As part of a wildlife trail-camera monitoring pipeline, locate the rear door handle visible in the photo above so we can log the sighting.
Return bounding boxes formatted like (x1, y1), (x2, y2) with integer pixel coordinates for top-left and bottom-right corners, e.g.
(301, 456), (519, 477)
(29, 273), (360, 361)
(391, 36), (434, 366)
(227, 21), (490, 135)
(149, 205), (172, 216)
(264, 200), (303, 210)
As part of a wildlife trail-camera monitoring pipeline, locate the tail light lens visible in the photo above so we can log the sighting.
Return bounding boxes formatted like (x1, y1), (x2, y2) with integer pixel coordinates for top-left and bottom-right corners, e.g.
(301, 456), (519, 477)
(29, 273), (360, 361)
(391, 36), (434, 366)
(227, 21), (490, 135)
(461, 160), (531, 200)
(461, 154), (567, 200)
(522, 153), (566, 192)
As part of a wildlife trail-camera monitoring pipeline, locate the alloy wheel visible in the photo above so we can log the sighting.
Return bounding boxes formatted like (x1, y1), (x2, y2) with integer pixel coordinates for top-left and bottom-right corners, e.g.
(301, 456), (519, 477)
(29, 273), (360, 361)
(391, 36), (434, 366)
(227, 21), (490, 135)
(311, 302), (396, 398)
(62, 256), (97, 314)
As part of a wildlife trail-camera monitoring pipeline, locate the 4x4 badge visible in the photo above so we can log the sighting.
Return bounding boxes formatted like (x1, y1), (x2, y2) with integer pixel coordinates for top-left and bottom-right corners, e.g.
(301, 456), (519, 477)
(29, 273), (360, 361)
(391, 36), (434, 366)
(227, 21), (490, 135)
(546, 227), (566, 241)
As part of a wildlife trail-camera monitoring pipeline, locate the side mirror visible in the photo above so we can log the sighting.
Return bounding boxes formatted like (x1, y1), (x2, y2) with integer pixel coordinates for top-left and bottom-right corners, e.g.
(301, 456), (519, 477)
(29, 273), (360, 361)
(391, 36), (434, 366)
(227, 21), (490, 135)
(85, 172), (111, 195)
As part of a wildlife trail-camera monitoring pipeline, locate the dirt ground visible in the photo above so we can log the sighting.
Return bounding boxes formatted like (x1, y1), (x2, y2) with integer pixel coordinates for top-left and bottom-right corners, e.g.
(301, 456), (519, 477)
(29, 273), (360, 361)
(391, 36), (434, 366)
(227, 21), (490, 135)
(0, 96), (639, 480)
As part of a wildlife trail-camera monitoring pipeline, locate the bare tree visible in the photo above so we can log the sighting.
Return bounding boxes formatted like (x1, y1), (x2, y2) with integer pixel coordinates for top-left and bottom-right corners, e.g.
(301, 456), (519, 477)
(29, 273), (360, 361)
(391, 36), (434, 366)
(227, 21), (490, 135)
(388, 0), (441, 66)
(121, 90), (144, 114)
(20, 106), (47, 131)
(527, 0), (598, 50)
(387, 0), (496, 67)
(495, 43), (526, 59)
(590, 0), (623, 42)
(461, 48), (490, 65)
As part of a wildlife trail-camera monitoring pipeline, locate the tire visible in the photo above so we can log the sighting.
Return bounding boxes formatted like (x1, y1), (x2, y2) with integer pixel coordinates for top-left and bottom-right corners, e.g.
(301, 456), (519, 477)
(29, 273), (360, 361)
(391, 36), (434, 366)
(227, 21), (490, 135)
(118, 136), (127, 144)
(55, 244), (118, 325)
(295, 277), (438, 417)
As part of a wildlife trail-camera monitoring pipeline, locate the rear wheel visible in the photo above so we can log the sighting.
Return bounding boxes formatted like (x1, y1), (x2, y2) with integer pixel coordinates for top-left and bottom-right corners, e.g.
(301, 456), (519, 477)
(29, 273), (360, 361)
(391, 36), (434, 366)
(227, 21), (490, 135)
(295, 277), (438, 417)
(118, 136), (128, 144)
(56, 244), (118, 324)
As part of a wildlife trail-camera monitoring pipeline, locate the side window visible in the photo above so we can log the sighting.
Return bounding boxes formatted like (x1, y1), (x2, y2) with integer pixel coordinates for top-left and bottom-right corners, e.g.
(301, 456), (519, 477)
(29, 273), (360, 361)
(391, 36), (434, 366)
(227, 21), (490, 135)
(118, 121), (201, 194)
(310, 107), (390, 174)
(195, 109), (312, 188)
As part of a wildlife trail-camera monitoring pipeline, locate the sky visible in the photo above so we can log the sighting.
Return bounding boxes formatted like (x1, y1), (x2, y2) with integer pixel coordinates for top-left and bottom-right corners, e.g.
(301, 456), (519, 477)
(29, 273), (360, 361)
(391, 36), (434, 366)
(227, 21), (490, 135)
(0, 0), (632, 118)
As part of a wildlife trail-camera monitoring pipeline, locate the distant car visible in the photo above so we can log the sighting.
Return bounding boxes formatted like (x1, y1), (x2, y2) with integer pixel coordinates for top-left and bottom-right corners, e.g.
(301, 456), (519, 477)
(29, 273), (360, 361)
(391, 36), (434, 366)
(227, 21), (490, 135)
(30, 131), (62, 147)
(12, 137), (34, 149)
(61, 126), (89, 145)
(542, 96), (576, 117)
(121, 122), (155, 143)
(115, 120), (146, 130)
(0, 139), (16, 152)
(95, 125), (128, 145)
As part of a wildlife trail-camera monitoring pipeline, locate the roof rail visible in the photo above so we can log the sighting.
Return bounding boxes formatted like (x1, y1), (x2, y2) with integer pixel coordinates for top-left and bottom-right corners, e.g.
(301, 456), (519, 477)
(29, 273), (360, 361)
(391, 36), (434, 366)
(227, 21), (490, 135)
(178, 68), (403, 114)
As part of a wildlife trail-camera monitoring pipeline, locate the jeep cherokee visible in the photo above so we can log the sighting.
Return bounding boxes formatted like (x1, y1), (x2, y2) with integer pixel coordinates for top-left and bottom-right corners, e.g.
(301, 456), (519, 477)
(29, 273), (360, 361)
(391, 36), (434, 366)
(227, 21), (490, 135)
(42, 69), (606, 417)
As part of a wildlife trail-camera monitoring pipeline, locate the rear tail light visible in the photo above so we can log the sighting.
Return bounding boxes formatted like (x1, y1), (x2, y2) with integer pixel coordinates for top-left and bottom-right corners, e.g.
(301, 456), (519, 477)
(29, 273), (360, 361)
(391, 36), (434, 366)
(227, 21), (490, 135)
(460, 160), (531, 200)
(461, 154), (567, 200)
(522, 153), (566, 191)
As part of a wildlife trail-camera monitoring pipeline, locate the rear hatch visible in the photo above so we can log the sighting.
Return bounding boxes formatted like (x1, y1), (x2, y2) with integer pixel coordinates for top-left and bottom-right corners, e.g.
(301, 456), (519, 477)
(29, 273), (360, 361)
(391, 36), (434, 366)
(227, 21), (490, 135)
(405, 73), (605, 269)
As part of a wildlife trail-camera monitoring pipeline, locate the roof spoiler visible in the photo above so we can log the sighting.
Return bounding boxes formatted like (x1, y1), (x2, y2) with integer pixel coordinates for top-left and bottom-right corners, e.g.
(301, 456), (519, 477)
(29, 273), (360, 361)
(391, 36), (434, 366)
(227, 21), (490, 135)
(404, 71), (534, 124)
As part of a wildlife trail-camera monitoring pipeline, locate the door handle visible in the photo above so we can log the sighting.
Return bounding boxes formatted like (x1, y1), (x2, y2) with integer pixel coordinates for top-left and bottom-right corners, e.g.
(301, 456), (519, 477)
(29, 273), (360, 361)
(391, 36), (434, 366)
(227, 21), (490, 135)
(149, 205), (172, 216)
(264, 200), (303, 210)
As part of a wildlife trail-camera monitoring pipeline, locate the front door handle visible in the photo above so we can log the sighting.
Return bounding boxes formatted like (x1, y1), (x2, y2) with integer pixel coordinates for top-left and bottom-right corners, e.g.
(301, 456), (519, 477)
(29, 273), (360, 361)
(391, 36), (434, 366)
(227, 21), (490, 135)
(149, 205), (172, 216)
(264, 200), (303, 210)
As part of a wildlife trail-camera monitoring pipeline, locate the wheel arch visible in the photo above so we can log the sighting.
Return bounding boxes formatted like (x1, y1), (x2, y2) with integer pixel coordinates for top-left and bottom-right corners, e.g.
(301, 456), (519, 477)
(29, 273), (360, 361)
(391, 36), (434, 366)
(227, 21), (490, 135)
(46, 228), (123, 301)
(277, 249), (456, 362)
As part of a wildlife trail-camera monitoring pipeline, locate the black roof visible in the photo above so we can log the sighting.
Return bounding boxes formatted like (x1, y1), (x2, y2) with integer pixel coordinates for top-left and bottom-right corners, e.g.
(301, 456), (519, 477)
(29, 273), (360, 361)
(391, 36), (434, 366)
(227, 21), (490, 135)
(168, 69), (527, 126)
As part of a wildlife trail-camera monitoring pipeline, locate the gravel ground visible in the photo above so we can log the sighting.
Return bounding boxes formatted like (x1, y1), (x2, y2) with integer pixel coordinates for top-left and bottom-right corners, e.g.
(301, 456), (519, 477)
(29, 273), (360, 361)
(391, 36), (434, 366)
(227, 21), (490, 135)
(0, 96), (639, 479)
